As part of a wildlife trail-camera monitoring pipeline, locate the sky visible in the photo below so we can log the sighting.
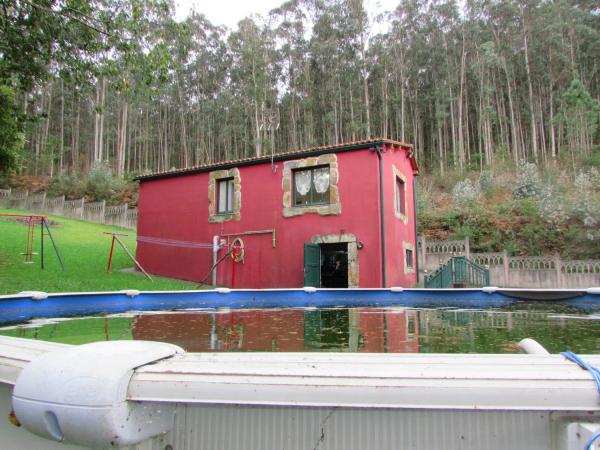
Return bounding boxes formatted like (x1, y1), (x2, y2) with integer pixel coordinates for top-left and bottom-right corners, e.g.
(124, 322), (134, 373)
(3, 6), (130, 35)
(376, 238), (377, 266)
(174, 0), (400, 29)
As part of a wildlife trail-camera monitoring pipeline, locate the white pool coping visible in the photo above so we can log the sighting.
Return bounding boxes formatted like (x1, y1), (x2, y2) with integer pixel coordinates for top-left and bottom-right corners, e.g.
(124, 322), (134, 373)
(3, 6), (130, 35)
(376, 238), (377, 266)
(1, 335), (600, 412)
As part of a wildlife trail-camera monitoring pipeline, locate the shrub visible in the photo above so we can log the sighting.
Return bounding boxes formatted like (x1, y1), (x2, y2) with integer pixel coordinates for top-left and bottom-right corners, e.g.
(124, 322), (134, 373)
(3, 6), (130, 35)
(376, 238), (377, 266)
(452, 178), (480, 208)
(478, 170), (495, 194)
(47, 174), (85, 199)
(46, 162), (127, 204)
(538, 186), (569, 226)
(572, 170), (600, 240)
(513, 161), (541, 199)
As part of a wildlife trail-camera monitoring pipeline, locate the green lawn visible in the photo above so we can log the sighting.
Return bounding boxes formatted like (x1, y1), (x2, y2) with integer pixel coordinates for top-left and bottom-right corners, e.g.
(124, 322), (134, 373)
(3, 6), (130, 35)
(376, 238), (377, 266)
(0, 209), (197, 294)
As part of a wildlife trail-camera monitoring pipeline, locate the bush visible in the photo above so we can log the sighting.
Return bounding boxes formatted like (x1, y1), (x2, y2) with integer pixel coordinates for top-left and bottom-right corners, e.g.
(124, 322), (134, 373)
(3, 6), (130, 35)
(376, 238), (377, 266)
(513, 161), (541, 199)
(47, 174), (85, 199)
(452, 178), (480, 208)
(84, 162), (126, 202)
(538, 186), (569, 226)
(478, 170), (495, 194)
(572, 170), (600, 240)
(46, 162), (127, 204)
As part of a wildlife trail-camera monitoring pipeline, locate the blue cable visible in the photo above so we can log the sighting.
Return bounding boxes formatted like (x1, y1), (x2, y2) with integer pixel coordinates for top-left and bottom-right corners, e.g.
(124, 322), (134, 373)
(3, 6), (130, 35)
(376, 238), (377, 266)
(585, 431), (600, 450)
(560, 352), (600, 450)
(561, 351), (600, 397)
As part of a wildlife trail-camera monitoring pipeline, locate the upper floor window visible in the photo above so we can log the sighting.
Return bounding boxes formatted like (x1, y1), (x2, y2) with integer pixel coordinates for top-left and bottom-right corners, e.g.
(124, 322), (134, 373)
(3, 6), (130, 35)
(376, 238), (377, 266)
(395, 176), (406, 217)
(282, 153), (341, 218)
(293, 166), (330, 206)
(217, 177), (234, 214)
(393, 164), (408, 224)
(209, 168), (241, 223)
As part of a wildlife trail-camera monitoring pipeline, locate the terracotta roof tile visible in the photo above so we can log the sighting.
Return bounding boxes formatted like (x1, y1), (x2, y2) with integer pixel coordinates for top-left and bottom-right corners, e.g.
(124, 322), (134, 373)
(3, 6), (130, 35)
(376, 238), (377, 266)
(135, 138), (416, 181)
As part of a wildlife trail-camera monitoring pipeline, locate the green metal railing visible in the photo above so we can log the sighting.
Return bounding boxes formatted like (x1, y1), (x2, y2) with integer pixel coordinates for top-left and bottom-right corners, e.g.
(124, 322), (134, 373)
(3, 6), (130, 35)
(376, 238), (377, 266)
(424, 256), (490, 288)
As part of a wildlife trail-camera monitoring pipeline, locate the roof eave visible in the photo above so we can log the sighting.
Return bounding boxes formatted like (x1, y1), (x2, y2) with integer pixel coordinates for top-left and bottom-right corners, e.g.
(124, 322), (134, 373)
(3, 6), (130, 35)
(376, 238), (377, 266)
(134, 139), (416, 182)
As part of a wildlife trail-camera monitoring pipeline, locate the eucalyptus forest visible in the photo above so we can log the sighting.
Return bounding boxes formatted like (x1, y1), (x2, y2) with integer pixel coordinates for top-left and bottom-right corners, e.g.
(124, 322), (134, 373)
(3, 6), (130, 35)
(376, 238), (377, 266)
(0, 0), (598, 178)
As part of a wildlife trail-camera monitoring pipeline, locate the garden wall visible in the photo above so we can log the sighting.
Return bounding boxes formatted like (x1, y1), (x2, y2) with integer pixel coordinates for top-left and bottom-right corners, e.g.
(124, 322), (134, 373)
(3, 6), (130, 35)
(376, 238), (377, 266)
(0, 188), (136, 230)
(417, 236), (600, 289)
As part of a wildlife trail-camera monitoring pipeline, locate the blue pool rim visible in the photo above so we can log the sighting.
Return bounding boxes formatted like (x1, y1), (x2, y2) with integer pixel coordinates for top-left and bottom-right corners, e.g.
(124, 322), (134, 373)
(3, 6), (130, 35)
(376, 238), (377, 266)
(0, 287), (599, 325)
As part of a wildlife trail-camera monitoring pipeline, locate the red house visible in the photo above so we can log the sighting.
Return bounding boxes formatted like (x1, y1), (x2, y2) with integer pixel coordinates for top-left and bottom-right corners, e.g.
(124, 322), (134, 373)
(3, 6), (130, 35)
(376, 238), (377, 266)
(135, 138), (419, 288)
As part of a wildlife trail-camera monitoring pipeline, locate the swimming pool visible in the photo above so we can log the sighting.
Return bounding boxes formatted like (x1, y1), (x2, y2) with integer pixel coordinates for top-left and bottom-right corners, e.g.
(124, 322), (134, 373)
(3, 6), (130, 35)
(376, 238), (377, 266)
(2, 305), (598, 354)
(1, 288), (599, 450)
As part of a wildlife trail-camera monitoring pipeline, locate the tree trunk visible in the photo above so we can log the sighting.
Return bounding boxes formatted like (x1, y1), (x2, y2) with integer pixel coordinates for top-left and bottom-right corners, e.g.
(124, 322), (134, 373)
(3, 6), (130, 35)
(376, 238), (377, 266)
(521, 6), (538, 163)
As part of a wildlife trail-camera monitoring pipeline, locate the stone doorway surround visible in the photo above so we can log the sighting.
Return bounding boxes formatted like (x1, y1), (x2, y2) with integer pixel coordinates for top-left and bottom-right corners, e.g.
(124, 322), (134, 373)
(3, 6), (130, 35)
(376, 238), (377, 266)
(311, 232), (359, 288)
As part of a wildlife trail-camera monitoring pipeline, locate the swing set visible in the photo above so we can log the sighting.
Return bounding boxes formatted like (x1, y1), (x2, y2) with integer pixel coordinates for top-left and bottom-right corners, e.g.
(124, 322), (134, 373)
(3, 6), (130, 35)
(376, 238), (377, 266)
(0, 213), (65, 270)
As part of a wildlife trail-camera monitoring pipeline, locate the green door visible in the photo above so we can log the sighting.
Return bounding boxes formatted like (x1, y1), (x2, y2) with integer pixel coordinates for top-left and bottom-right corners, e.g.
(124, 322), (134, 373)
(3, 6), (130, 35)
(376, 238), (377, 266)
(303, 243), (321, 287)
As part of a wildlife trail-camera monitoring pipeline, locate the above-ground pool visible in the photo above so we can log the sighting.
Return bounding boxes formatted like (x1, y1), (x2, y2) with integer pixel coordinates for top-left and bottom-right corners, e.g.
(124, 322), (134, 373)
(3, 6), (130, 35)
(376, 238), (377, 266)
(1, 288), (599, 450)
(1, 286), (600, 325)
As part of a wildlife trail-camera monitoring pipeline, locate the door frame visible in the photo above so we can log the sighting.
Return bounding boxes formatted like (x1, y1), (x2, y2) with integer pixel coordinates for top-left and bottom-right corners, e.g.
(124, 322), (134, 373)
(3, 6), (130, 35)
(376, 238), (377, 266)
(311, 233), (359, 288)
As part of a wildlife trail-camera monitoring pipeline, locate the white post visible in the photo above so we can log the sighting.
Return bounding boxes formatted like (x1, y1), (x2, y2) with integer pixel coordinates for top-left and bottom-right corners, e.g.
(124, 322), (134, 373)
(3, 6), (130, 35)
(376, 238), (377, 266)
(212, 235), (220, 287)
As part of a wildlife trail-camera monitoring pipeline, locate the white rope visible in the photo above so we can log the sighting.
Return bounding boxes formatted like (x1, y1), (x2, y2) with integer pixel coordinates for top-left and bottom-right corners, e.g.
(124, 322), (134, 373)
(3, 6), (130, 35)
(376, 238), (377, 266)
(137, 235), (214, 249)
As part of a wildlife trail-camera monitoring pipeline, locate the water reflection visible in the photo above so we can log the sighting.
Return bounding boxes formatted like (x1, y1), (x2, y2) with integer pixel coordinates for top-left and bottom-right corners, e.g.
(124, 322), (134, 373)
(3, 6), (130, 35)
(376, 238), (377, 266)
(130, 307), (599, 354)
(132, 309), (420, 353)
(2, 307), (598, 354)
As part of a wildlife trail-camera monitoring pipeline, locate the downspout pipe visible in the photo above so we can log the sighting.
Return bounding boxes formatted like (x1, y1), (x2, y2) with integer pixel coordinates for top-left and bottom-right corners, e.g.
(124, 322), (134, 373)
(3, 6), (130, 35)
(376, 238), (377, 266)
(413, 178), (419, 285)
(373, 145), (387, 288)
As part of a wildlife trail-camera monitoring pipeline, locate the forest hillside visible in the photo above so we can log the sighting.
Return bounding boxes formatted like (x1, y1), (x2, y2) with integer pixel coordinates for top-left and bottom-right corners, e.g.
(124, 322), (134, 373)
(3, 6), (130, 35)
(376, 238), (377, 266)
(0, 0), (598, 176)
(0, 0), (598, 258)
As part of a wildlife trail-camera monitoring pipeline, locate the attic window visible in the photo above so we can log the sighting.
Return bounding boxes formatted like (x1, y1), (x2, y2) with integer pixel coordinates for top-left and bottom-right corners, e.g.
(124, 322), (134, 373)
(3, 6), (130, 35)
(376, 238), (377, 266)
(293, 166), (330, 206)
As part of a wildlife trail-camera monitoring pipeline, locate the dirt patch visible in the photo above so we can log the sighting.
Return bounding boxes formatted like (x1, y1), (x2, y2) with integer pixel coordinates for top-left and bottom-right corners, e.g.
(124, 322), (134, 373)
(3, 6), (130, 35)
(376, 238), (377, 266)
(4, 217), (62, 227)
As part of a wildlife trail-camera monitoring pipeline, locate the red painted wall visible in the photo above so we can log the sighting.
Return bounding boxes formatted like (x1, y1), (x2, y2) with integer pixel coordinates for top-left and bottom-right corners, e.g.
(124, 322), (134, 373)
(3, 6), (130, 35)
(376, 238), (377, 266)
(137, 144), (417, 288)
(382, 146), (418, 287)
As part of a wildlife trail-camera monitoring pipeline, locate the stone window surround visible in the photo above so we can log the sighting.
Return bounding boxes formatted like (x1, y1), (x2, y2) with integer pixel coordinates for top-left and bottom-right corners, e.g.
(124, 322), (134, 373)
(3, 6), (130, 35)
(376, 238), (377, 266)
(208, 168), (241, 223)
(393, 164), (409, 224)
(403, 241), (415, 274)
(282, 153), (341, 218)
(311, 233), (359, 288)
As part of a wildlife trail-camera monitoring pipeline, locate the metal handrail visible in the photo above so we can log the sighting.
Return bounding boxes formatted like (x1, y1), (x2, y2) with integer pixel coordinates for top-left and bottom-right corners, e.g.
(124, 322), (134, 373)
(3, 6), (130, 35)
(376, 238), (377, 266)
(424, 256), (490, 288)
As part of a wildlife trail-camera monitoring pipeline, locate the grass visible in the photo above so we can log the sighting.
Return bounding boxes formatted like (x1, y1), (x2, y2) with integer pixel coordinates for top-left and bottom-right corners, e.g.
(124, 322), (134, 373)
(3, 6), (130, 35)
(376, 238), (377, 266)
(0, 209), (197, 295)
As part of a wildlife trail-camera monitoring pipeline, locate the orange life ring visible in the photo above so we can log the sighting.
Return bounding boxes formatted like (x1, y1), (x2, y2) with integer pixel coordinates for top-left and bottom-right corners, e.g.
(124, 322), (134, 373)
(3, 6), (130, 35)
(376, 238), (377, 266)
(230, 237), (245, 263)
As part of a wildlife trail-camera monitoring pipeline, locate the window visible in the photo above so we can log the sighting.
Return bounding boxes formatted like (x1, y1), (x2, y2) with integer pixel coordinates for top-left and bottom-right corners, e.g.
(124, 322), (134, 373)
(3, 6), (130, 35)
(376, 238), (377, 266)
(407, 314), (416, 338)
(393, 165), (408, 223)
(395, 176), (406, 217)
(209, 168), (241, 223)
(405, 248), (414, 269)
(217, 178), (234, 214)
(293, 166), (330, 206)
(282, 153), (340, 218)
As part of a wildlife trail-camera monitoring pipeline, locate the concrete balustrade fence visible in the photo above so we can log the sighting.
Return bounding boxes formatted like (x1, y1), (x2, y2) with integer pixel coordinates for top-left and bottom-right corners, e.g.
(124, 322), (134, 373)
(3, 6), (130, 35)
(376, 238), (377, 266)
(44, 195), (65, 215)
(418, 236), (600, 288)
(25, 192), (46, 211)
(7, 190), (28, 210)
(0, 190), (136, 229)
(83, 200), (105, 223)
(63, 198), (85, 220)
(104, 204), (128, 227)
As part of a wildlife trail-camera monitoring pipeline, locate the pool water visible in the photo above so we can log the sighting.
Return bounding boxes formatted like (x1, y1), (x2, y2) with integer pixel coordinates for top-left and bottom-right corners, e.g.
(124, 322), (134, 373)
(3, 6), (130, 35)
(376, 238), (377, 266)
(1, 305), (599, 354)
